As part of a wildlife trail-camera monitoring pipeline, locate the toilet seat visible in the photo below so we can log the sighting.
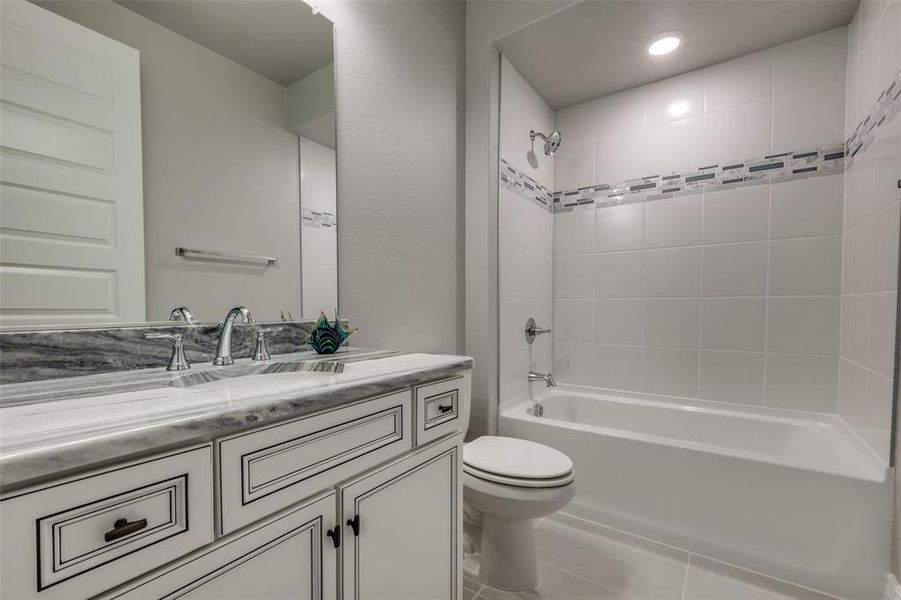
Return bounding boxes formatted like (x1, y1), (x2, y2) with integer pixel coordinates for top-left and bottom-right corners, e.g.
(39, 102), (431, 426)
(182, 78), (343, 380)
(464, 463), (575, 488)
(463, 436), (574, 488)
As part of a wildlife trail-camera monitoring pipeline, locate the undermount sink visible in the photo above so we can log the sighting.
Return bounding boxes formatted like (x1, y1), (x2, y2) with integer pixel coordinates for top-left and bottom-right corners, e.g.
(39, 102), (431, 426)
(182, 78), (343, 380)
(171, 359), (346, 389)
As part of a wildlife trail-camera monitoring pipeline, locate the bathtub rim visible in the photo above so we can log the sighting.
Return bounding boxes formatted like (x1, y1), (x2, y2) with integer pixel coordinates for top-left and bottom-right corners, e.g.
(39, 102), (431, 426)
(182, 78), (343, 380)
(500, 384), (889, 484)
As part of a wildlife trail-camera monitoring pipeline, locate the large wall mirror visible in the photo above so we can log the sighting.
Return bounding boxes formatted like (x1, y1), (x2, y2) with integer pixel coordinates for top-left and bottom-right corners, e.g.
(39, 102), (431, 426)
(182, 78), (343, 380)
(0, 0), (337, 327)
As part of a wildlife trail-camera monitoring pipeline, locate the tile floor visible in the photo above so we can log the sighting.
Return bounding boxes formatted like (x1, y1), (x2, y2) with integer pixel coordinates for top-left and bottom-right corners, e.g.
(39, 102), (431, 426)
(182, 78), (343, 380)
(463, 513), (838, 600)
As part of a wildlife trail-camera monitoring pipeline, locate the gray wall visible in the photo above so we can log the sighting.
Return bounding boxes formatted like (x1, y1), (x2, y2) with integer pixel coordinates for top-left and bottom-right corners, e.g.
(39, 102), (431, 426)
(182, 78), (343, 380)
(320, 1), (466, 356)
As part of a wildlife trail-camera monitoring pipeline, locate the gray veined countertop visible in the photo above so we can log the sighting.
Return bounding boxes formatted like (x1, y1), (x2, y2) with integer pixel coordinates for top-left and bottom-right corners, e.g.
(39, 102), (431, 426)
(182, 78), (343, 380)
(0, 348), (473, 494)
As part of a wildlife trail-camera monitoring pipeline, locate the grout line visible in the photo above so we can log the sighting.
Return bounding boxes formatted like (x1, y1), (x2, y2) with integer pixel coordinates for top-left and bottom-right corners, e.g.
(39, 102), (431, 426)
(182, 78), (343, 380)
(680, 553), (692, 600)
(554, 231), (845, 258)
(683, 550), (846, 600)
(556, 510), (845, 600)
(536, 560), (643, 600)
(640, 202), (648, 393)
(697, 192), (705, 399)
(763, 184), (773, 406)
(553, 510), (692, 557)
(555, 294), (841, 301)
(769, 48), (776, 155)
(587, 343), (842, 358)
(842, 353), (894, 379)
(836, 410), (891, 467)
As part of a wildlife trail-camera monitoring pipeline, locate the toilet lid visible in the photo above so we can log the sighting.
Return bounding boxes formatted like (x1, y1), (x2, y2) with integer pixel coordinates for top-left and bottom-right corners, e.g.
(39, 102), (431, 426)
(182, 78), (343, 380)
(463, 436), (573, 480)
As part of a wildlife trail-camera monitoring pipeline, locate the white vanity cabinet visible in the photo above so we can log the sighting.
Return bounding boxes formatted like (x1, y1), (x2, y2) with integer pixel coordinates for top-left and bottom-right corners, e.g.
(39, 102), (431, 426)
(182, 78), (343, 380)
(3, 370), (470, 600)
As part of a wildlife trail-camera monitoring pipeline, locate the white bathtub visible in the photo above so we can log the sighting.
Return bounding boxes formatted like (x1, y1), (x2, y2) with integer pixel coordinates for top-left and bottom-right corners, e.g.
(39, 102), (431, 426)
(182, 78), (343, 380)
(499, 387), (892, 599)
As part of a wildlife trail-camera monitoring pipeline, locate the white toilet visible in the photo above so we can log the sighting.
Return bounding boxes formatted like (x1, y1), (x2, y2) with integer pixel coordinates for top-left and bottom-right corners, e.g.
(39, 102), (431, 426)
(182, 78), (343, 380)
(462, 436), (575, 591)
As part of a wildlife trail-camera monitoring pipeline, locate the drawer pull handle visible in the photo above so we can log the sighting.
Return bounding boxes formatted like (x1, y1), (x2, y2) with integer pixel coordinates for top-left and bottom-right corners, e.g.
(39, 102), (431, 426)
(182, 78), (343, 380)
(347, 514), (360, 537)
(437, 403), (454, 414)
(104, 518), (148, 542)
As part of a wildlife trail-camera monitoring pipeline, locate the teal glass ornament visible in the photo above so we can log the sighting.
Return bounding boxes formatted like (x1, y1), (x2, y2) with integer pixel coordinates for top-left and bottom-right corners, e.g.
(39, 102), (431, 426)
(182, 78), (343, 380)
(307, 311), (356, 354)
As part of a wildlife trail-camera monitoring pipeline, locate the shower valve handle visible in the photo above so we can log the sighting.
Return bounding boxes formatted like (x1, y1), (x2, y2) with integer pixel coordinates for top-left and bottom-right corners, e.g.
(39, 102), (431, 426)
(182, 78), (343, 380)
(525, 317), (551, 345)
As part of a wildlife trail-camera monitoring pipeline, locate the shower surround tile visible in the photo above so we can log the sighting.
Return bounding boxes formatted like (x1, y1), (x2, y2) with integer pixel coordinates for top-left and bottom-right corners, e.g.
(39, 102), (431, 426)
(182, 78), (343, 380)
(533, 145), (846, 212)
(498, 55), (555, 409)
(839, 1), (901, 464)
(498, 25), (900, 422)
(498, 65), (899, 219)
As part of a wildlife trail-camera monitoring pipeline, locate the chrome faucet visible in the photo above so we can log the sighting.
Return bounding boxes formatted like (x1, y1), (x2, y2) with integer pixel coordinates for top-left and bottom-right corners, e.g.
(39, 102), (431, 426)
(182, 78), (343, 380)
(169, 306), (197, 324)
(213, 306), (254, 366)
(528, 369), (557, 387)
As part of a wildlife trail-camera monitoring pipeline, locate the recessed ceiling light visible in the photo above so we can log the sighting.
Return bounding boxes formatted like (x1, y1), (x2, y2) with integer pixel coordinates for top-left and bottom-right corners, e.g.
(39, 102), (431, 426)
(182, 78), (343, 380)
(647, 31), (684, 56)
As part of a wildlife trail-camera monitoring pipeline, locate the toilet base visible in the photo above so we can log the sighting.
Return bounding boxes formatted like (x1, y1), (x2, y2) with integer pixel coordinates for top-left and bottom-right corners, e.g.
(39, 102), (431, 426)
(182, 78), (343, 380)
(477, 515), (538, 591)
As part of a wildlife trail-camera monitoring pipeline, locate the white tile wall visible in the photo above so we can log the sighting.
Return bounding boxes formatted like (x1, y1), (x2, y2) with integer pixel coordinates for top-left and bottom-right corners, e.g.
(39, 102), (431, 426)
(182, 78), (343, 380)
(499, 57), (555, 404)
(544, 26), (859, 410)
(839, 0), (901, 464)
(501, 57), (555, 190)
(552, 174), (845, 411)
(501, 14), (898, 424)
(554, 27), (848, 192)
(553, 27), (844, 190)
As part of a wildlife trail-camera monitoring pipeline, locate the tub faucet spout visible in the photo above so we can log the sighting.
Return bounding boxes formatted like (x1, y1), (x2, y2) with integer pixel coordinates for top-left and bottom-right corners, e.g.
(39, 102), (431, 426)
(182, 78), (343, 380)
(528, 370), (557, 387)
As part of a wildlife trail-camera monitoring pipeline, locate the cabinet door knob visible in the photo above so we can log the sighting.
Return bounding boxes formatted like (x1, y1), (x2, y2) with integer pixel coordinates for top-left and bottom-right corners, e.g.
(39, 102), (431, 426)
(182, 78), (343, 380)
(326, 526), (341, 548)
(104, 517), (148, 542)
(347, 514), (360, 537)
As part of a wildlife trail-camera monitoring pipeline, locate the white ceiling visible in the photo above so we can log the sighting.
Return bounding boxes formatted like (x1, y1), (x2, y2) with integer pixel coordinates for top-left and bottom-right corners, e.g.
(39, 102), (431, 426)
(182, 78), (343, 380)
(496, 0), (858, 110)
(115, 0), (334, 86)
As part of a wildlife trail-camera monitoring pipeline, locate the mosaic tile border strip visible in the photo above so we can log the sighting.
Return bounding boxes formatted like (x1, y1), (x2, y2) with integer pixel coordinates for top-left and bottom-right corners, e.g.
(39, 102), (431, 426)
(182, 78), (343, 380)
(503, 144), (845, 212)
(500, 159), (554, 212)
(846, 67), (901, 164)
(550, 144), (845, 211)
(501, 66), (901, 213)
(301, 206), (337, 230)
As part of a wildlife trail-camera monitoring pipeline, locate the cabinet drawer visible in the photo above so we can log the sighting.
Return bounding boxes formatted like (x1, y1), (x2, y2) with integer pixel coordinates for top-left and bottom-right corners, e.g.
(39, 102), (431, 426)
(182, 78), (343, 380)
(217, 390), (412, 534)
(415, 373), (470, 445)
(98, 491), (337, 600)
(0, 445), (214, 600)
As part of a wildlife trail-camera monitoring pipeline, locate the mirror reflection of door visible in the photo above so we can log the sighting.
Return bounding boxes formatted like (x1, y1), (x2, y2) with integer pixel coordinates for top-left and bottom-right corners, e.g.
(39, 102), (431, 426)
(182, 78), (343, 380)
(0, 0), (337, 328)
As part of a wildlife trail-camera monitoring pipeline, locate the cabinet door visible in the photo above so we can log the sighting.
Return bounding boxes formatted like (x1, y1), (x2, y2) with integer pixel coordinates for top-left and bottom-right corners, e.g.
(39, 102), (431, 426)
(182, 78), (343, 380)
(341, 435), (461, 600)
(102, 492), (337, 600)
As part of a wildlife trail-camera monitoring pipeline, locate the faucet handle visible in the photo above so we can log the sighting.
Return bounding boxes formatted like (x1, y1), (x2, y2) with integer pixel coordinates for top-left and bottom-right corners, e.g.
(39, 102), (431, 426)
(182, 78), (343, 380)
(144, 332), (190, 371)
(525, 317), (552, 344)
(252, 327), (283, 361)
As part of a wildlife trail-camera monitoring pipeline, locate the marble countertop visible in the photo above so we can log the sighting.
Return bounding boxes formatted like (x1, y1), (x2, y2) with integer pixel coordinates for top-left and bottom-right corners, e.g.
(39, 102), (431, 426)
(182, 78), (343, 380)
(0, 349), (472, 494)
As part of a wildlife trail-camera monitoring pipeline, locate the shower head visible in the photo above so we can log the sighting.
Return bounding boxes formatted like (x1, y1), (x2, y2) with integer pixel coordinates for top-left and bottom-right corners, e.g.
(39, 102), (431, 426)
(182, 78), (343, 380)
(530, 130), (562, 156)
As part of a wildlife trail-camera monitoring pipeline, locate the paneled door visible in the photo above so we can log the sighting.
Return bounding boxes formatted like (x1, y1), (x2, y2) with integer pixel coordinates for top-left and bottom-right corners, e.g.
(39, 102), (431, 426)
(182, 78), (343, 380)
(341, 435), (461, 600)
(0, 0), (144, 326)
